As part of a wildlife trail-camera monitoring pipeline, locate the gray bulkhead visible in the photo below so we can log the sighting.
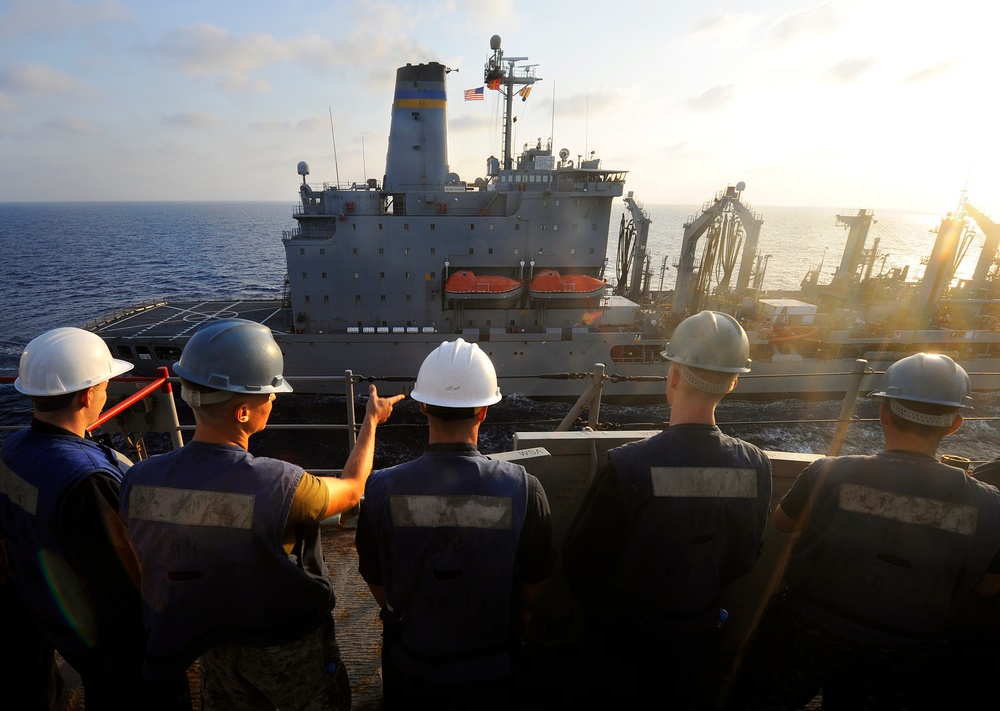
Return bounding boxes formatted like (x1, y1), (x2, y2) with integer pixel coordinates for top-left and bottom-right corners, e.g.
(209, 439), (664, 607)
(283, 60), (625, 336)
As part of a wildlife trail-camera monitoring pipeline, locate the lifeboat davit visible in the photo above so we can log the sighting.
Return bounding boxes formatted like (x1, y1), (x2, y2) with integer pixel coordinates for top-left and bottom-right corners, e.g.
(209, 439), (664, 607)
(444, 271), (524, 301)
(529, 271), (607, 300)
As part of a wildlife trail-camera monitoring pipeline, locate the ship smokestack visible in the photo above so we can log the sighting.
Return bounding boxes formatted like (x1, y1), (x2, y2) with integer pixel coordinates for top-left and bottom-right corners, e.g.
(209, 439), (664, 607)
(384, 62), (449, 191)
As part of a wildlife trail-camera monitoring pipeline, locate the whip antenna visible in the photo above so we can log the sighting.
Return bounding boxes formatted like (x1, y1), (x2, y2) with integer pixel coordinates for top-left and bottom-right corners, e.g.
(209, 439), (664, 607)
(329, 107), (341, 187)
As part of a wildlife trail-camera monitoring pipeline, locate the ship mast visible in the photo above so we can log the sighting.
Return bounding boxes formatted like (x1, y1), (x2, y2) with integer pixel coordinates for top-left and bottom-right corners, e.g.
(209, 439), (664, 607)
(484, 35), (539, 170)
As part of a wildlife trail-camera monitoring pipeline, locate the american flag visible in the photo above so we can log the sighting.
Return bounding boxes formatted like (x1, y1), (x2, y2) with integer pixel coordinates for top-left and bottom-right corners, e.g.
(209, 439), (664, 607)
(464, 87), (484, 101)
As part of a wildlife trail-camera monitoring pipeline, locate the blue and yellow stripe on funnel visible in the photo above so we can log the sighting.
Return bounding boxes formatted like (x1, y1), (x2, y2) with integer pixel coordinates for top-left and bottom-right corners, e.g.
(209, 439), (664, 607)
(393, 88), (447, 110)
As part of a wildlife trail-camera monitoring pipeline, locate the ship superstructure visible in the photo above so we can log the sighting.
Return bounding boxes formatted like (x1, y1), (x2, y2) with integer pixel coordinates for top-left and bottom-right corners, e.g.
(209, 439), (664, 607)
(285, 37), (632, 339)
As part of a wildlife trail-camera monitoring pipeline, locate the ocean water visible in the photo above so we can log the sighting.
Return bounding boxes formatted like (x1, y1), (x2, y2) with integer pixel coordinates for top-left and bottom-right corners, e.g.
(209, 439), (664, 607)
(2, 200), (998, 466)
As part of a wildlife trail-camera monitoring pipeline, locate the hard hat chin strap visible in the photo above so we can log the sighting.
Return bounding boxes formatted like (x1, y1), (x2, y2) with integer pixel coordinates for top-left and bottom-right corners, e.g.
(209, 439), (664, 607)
(888, 398), (957, 427)
(181, 385), (235, 408)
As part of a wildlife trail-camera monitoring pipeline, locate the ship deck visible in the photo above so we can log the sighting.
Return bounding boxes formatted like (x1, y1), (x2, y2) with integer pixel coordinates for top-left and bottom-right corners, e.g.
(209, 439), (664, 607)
(85, 299), (290, 341)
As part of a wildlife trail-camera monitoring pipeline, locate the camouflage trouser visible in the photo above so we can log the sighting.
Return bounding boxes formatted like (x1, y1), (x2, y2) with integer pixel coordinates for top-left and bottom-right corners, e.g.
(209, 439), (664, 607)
(200, 615), (351, 711)
(729, 593), (934, 711)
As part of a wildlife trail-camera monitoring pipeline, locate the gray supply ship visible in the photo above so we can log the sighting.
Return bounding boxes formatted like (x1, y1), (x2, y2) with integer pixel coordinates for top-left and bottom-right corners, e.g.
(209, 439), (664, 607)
(84, 35), (1000, 402)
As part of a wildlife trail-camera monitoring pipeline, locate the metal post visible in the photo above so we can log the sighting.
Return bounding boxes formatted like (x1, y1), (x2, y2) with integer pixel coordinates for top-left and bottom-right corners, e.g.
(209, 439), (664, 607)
(587, 363), (605, 429)
(556, 364), (604, 431)
(158, 368), (185, 451)
(827, 359), (869, 456)
(345, 370), (357, 449)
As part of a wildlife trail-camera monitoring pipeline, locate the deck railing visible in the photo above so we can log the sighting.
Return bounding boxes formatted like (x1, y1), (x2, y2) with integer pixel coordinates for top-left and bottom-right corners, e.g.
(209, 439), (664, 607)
(2, 359), (996, 469)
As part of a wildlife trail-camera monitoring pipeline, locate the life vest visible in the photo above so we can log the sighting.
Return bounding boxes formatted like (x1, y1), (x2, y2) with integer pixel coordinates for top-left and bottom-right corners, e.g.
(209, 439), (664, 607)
(362, 450), (529, 682)
(607, 425), (772, 634)
(121, 442), (334, 680)
(0, 428), (129, 652)
(786, 452), (1000, 643)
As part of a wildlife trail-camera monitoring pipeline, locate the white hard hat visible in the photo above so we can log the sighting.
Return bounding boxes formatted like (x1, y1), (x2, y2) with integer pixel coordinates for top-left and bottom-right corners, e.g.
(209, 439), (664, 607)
(662, 310), (751, 373)
(15, 327), (134, 396)
(410, 339), (502, 408)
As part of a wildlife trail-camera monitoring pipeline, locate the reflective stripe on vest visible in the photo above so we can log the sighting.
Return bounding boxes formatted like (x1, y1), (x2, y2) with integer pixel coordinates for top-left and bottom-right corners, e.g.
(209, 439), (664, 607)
(650, 467), (758, 498)
(0, 461), (39, 515)
(839, 484), (979, 536)
(390, 494), (512, 529)
(128, 484), (255, 529)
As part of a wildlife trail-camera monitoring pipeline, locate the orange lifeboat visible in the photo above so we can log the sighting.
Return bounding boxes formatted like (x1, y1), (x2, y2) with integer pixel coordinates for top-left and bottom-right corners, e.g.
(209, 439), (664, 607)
(529, 271), (607, 300)
(444, 271), (524, 301)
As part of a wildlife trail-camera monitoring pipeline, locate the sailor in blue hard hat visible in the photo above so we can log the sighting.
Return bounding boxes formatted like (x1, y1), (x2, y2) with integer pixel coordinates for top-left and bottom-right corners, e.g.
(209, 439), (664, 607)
(732, 352), (1000, 710)
(563, 310), (771, 710)
(120, 318), (402, 707)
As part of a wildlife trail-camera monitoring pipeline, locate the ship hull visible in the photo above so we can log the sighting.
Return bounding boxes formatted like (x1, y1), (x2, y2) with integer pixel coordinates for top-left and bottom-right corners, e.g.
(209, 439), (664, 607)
(86, 299), (1000, 403)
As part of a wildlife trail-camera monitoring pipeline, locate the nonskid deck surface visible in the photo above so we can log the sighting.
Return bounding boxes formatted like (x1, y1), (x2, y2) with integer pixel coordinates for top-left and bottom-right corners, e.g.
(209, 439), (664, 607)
(88, 300), (289, 340)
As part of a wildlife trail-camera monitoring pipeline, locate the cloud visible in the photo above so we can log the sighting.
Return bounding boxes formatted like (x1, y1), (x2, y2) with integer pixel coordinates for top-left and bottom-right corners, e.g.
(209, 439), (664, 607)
(448, 114), (490, 135)
(826, 56), (877, 83)
(692, 11), (759, 36)
(250, 116), (328, 134)
(161, 112), (226, 130)
(0, 0), (130, 37)
(0, 92), (16, 111)
(38, 116), (101, 134)
(904, 59), (960, 84)
(0, 64), (96, 99)
(149, 25), (287, 77)
(687, 84), (736, 111)
(554, 88), (625, 117)
(769, 3), (840, 45)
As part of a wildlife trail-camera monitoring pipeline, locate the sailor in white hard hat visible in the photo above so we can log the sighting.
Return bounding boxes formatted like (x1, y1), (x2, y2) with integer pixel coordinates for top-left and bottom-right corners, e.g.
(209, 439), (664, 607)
(562, 309), (773, 710)
(732, 353), (1000, 709)
(355, 338), (556, 710)
(0, 327), (192, 708)
(119, 318), (402, 708)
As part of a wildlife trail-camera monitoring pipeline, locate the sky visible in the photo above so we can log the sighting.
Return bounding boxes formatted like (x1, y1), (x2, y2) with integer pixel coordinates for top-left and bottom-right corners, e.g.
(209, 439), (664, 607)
(1, 0), (998, 215)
